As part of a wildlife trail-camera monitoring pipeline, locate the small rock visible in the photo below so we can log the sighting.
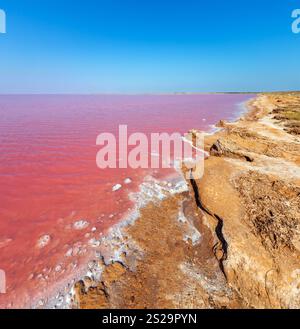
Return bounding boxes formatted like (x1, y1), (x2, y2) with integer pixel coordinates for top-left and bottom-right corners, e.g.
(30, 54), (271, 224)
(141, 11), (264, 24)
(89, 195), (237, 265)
(216, 120), (227, 128)
(36, 235), (51, 249)
(73, 220), (89, 230)
(38, 299), (45, 307)
(55, 265), (62, 273)
(27, 273), (34, 281)
(0, 238), (12, 249)
(88, 238), (100, 248)
(83, 276), (94, 289)
(112, 184), (122, 192)
(65, 248), (73, 257)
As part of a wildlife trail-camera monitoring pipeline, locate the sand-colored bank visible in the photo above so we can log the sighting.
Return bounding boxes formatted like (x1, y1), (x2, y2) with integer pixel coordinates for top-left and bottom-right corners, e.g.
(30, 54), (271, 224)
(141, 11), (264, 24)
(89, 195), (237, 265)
(68, 93), (300, 309)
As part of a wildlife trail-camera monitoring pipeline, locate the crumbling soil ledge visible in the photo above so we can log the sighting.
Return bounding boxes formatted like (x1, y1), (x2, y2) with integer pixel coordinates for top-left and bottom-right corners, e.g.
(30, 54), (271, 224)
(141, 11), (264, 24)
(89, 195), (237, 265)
(72, 93), (300, 309)
(198, 92), (300, 308)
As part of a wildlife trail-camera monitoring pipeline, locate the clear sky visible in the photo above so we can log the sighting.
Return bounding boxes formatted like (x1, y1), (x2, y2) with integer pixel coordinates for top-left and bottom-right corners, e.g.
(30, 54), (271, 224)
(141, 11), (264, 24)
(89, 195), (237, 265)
(0, 0), (299, 93)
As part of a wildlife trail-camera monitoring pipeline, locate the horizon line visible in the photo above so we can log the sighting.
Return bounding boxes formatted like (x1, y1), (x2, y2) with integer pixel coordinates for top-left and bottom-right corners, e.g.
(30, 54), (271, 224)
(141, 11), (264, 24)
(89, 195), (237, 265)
(0, 90), (299, 96)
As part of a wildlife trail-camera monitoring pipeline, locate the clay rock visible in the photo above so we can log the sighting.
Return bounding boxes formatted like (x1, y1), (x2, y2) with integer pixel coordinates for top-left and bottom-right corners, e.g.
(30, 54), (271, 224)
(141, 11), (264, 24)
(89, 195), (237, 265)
(216, 120), (227, 128)
(210, 139), (254, 162)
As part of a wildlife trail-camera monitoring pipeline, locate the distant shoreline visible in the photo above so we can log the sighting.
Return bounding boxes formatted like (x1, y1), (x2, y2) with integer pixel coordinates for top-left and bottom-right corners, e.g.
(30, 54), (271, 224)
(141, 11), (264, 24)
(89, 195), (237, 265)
(0, 91), (299, 96)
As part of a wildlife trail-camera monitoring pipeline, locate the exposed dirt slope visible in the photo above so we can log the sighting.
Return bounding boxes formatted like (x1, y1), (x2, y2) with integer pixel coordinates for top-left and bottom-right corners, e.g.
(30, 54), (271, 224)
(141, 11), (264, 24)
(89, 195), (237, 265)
(197, 93), (300, 308)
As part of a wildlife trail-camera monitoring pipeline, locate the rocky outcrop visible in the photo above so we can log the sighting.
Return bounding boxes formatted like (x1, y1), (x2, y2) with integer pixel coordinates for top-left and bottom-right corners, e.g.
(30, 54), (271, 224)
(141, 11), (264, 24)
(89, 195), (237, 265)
(72, 190), (244, 309)
(210, 138), (254, 162)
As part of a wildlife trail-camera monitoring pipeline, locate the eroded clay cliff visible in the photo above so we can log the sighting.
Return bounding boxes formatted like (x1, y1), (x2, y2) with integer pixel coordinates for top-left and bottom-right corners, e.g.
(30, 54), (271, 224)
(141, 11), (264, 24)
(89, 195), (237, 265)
(72, 93), (300, 309)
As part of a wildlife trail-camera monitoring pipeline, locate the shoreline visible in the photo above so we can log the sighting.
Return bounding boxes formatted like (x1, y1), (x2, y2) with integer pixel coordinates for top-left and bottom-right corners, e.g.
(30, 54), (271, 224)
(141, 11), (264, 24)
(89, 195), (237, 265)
(62, 95), (260, 309)
(205, 97), (257, 136)
(43, 175), (190, 309)
(44, 93), (300, 309)
(1, 94), (252, 309)
(38, 96), (254, 309)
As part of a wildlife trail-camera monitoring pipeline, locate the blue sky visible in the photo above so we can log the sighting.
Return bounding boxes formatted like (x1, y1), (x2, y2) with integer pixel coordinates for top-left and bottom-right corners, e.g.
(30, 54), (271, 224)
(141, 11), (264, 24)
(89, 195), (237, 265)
(0, 0), (299, 93)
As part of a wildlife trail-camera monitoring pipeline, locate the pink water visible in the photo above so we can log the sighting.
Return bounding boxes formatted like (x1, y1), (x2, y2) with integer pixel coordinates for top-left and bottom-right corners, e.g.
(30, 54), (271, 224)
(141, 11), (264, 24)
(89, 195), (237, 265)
(0, 94), (253, 308)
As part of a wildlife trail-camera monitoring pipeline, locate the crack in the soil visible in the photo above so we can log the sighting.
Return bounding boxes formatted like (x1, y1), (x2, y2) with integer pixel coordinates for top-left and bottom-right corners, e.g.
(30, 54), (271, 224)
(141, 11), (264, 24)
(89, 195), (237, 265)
(190, 175), (228, 279)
